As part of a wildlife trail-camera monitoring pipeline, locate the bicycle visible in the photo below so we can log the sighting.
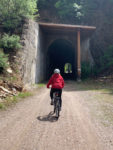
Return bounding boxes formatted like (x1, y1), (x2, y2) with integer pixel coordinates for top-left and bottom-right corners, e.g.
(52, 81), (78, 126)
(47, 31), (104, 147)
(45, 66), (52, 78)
(53, 92), (61, 118)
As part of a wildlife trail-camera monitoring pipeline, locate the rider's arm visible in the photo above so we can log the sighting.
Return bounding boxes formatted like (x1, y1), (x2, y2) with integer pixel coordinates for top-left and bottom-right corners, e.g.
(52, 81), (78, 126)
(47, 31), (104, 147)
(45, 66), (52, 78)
(47, 76), (53, 88)
(61, 77), (64, 88)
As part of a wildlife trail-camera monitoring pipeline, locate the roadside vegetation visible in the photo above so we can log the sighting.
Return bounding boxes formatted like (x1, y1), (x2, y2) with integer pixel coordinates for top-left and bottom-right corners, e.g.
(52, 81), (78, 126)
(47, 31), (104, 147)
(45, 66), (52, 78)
(0, 0), (38, 73)
(0, 83), (45, 110)
(0, 0), (38, 31)
(81, 44), (113, 79)
(0, 91), (32, 110)
(0, 0), (39, 105)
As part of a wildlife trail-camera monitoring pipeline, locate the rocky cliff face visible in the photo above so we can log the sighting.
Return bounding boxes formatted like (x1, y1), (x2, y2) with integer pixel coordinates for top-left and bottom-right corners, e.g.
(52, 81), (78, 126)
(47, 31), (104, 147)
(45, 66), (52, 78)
(38, 0), (113, 67)
(18, 19), (46, 85)
(18, 20), (39, 85)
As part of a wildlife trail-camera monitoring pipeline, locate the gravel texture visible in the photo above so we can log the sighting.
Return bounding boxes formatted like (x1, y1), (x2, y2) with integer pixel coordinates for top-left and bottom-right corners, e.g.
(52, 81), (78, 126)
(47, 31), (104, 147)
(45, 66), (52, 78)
(0, 81), (113, 150)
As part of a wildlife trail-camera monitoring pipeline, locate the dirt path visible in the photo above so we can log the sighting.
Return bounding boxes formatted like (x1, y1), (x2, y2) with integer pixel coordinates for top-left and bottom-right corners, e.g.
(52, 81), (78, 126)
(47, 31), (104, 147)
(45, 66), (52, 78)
(0, 82), (112, 150)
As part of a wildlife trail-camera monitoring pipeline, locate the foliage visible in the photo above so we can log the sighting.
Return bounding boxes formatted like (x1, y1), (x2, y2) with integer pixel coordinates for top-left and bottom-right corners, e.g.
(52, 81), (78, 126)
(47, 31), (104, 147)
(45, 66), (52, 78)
(0, 50), (9, 72)
(81, 62), (93, 79)
(0, 0), (38, 30)
(91, 45), (113, 75)
(100, 45), (113, 71)
(37, 0), (47, 8)
(0, 91), (32, 109)
(38, 83), (45, 88)
(73, 3), (83, 18)
(38, 0), (113, 24)
(38, 0), (83, 21)
(55, 0), (83, 20)
(0, 34), (22, 50)
(17, 92), (32, 98)
(0, 103), (6, 109)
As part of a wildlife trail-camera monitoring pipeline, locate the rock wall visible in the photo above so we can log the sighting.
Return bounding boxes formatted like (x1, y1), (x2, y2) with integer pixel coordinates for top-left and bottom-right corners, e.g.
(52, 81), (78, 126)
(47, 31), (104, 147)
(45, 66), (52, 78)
(81, 38), (94, 65)
(19, 20), (39, 85)
(35, 26), (46, 83)
(18, 19), (46, 85)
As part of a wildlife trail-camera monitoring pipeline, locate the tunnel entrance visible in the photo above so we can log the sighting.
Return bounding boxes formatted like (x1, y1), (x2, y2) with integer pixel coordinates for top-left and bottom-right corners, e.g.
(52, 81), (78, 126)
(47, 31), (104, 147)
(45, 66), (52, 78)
(47, 39), (76, 80)
(21, 22), (96, 84)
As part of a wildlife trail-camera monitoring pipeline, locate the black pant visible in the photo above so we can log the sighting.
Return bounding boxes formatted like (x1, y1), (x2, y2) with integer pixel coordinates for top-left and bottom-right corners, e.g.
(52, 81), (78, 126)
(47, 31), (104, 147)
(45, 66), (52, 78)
(50, 88), (62, 107)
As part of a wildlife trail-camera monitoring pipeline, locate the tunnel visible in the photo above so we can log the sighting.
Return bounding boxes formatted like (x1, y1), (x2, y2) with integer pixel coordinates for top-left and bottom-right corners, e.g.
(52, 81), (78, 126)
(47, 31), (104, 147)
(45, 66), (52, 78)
(21, 22), (96, 84)
(46, 39), (77, 80)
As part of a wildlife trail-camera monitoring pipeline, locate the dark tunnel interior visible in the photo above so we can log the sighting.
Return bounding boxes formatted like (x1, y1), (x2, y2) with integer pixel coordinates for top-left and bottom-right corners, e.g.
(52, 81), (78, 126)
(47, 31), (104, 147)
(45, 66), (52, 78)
(47, 39), (77, 80)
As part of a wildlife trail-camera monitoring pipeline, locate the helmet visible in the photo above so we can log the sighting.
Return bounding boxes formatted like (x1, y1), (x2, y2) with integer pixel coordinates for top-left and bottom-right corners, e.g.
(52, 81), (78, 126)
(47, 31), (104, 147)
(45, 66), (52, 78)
(54, 69), (60, 74)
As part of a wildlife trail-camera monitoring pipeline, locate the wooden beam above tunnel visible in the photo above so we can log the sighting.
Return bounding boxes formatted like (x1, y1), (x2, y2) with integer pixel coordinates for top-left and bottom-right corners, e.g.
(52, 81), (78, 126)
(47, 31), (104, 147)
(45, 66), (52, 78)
(39, 22), (96, 38)
(39, 22), (96, 34)
(39, 22), (96, 30)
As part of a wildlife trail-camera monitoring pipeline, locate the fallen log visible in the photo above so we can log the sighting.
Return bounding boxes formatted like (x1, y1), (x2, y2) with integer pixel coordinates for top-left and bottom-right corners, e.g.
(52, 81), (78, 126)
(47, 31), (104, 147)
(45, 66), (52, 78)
(0, 86), (12, 94)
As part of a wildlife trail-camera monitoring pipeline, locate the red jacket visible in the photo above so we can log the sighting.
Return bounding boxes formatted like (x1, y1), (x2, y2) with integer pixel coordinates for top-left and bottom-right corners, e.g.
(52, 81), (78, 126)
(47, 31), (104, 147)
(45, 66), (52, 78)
(47, 74), (64, 89)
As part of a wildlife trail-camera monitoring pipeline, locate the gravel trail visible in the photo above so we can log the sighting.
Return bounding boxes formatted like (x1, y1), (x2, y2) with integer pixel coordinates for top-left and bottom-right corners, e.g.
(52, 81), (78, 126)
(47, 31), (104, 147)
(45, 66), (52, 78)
(0, 82), (112, 150)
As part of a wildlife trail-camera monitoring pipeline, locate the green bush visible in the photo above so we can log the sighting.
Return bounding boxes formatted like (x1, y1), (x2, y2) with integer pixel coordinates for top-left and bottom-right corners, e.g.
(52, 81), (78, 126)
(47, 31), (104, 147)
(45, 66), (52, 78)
(81, 62), (93, 79)
(0, 50), (9, 72)
(0, 34), (22, 50)
(38, 0), (83, 20)
(38, 0), (47, 8)
(0, 0), (38, 30)
(81, 45), (113, 77)
(55, 0), (83, 19)
(100, 45), (113, 71)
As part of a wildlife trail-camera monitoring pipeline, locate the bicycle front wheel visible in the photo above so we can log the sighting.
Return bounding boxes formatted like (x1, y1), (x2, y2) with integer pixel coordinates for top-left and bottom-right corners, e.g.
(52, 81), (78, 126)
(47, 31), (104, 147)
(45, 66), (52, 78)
(56, 103), (60, 118)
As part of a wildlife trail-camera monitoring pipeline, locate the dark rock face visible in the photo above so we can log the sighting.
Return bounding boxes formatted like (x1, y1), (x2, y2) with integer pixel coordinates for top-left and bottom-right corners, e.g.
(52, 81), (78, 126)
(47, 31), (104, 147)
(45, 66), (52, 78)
(38, 0), (113, 66)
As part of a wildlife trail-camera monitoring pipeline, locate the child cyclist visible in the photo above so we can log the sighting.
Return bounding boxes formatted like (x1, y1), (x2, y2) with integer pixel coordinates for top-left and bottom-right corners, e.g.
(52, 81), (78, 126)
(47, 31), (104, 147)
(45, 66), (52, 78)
(47, 69), (64, 110)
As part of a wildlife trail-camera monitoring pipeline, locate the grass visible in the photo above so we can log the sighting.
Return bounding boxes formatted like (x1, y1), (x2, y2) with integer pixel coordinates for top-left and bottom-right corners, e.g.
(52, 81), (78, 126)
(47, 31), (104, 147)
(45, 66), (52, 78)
(38, 83), (45, 88)
(17, 92), (32, 98)
(32, 83), (45, 88)
(0, 91), (32, 110)
(0, 82), (45, 110)
(0, 103), (5, 109)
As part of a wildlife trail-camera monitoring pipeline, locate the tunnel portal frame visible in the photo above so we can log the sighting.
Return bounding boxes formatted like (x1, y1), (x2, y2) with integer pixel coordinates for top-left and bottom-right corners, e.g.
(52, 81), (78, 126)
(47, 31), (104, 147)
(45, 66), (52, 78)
(39, 22), (96, 80)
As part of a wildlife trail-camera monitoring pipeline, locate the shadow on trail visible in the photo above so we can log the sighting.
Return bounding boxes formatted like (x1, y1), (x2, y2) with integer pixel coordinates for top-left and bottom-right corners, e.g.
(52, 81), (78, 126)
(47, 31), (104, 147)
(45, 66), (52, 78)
(37, 111), (58, 123)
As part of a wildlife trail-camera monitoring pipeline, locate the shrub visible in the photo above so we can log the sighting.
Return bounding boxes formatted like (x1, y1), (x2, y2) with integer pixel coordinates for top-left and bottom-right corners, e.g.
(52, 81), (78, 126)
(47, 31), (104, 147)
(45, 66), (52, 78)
(81, 62), (93, 79)
(100, 45), (113, 70)
(82, 45), (113, 78)
(55, 0), (83, 19)
(0, 50), (9, 72)
(0, 34), (22, 50)
(0, 0), (38, 30)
